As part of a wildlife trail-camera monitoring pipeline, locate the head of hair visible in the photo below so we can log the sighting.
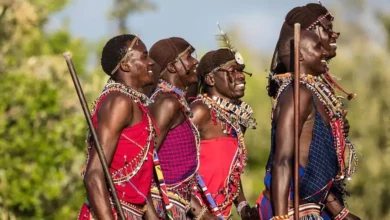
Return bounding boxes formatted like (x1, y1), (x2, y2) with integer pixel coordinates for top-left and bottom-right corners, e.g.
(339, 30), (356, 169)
(101, 34), (137, 76)
(267, 24), (295, 98)
(305, 3), (330, 20)
(267, 3), (330, 97)
(149, 37), (192, 73)
(197, 48), (237, 93)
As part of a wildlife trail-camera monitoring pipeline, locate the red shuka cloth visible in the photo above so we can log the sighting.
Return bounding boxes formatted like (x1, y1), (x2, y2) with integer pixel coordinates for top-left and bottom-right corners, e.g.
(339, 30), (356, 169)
(196, 137), (240, 217)
(78, 92), (155, 219)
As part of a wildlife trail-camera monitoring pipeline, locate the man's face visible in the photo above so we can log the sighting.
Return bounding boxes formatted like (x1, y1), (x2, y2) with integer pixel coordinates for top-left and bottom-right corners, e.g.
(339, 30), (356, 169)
(125, 40), (155, 87)
(211, 62), (246, 99)
(312, 16), (340, 60)
(300, 31), (328, 75)
(174, 50), (199, 87)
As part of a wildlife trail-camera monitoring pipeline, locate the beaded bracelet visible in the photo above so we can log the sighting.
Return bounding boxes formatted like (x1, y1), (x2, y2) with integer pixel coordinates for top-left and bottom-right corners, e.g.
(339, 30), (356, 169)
(237, 201), (249, 216)
(272, 214), (289, 220)
(333, 207), (349, 220)
(195, 206), (208, 220)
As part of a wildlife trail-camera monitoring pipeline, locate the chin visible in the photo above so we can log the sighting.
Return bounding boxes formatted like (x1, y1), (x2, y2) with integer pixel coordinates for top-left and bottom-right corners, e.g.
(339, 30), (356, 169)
(234, 92), (245, 99)
(144, 79), (154, 86)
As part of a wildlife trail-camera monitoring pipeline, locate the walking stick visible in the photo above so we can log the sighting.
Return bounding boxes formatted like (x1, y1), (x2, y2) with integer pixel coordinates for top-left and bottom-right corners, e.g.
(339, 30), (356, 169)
(63, 52), (126, 220)
(293, 23), (301, 220)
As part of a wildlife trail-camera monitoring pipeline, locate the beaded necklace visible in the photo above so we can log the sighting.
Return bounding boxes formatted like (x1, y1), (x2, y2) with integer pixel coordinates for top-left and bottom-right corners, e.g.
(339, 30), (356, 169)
(272, 73), (358, 181)
(82, 82), (156, 184)
(91, 81), (152, 117)
(150, 80), (200, 185)
(194, 93), (251, 211)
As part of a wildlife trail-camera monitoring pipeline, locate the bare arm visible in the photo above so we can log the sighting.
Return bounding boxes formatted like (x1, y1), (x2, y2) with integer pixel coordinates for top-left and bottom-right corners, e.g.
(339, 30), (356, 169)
(271, 86), (313, 215)
(189, 195), (219, 220)
(83, 93), (133, 220)
(144, 194), (159, 220)
(190, 101), (211, 133)
(233, 179), (253, 219)
(149, 93), (182, 151)
(325, 192), (360, 220)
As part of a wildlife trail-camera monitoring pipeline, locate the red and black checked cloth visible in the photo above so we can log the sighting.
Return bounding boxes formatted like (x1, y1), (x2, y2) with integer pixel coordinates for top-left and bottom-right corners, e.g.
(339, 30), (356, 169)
(158, 119), (198, 184)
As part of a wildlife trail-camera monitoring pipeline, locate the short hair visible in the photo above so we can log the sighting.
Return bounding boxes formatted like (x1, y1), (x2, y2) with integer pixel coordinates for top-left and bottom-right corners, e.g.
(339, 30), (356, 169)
(197, 49), (237, 93)
(149, 37), (193, 73)
(101, 34), (137, 76)
(285, 3), (330, 30)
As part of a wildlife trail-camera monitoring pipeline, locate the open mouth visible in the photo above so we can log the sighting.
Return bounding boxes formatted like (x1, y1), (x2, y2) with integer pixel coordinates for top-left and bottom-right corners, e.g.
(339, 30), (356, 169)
(321, 59), (328, 66)
(236, 83), (246, 89)
(148, 69), (153, 74)
(330, 43), (337, 49)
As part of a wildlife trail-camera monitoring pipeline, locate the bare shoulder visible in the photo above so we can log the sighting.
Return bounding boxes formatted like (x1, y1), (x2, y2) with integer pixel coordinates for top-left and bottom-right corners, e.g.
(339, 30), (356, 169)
(98, 92), (134, 127)
(151, 92), (182, 112)
(190, 100), (211, 126)
(279, 84), (313, 107)
(190, 100), (211, 118)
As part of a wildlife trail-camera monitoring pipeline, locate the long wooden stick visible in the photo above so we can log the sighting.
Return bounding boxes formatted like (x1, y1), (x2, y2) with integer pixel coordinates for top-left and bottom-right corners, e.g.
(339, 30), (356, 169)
(293, 23), (301, 220)
(63, 52), (126, 220)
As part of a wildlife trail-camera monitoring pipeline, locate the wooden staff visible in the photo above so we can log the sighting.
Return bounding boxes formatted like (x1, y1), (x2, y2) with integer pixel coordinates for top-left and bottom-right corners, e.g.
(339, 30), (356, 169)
(293, 23), (301, 220)
(63, 52), (126, 220)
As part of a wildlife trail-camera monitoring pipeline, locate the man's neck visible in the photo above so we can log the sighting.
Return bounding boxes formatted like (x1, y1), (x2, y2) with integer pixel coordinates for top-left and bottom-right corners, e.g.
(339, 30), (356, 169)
(161, 73), (186, 91)
(114, 77), (143, 92)
(208, 90), (232, 102)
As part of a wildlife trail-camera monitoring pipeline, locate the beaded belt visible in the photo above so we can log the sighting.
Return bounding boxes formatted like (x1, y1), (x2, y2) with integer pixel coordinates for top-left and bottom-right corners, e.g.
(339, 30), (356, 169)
(85, 200), (147, 220)
(286, 203), (322, 219)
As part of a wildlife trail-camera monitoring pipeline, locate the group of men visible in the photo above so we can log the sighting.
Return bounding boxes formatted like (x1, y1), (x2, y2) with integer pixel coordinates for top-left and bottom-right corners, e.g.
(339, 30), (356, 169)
(77, 2), (360, 220)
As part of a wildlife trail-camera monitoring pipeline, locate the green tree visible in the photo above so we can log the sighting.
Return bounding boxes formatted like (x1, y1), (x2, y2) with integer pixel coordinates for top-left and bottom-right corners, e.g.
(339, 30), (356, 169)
(0, 1), (89, 219)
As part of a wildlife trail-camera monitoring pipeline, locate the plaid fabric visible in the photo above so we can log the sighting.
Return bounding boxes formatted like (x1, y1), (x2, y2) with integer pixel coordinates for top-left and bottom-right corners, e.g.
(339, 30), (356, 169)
(265, 101), (338, 204)
(158, 119), (197, 184)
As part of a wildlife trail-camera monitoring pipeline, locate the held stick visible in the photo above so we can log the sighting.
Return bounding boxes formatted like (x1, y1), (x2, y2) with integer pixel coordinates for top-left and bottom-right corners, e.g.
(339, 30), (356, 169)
(293, 23), (301, 220)
(63, 52), (126, 220)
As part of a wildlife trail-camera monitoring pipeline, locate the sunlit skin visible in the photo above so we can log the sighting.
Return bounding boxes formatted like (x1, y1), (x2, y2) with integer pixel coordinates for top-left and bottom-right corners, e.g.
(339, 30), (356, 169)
(313, 17), (340, 59)
(190, 61), (259, 219)
(145, 48), (219, 220)
(83, 39), (155, 220)
(269, 30), (360, 220)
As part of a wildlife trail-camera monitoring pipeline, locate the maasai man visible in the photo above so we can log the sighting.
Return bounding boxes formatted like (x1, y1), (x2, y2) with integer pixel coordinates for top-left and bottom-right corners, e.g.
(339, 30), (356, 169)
(78, 34), (157, 220)
(190, 47), (257, 220)
(263, 3), (359, 220)
(256, 26), (360, 220)
(146, 37), (218, 220)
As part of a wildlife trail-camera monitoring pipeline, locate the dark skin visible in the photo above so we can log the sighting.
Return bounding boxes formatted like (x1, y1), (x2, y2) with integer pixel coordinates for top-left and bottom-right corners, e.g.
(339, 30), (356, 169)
(311, 16), (350, 138)
(190, 62), (257, 219)
(311, 15), (359, 220)
(312, 15), (340, 60)
(145, 49), (218, 220)
(83, 39), (155, 220)
(271, 31), (360, 220)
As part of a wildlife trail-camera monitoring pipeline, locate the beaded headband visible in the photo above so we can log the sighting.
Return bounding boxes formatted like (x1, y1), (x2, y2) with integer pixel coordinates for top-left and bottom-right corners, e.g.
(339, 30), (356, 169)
(175, 45), (194, 62)
(162, 45), (195, 76)
(306, 12), (334, 30)
(306, 0), (334, 31)
(209, 60), (236, 75)
(110, 35), (139, 75)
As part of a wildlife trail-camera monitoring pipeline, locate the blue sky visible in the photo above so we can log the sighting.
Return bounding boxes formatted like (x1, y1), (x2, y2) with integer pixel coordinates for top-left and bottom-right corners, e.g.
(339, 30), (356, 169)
(48, 0), (389, 53)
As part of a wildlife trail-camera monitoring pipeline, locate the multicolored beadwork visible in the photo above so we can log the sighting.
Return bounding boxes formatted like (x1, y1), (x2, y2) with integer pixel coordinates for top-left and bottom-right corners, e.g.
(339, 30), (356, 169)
(272, 73), (358, 180)
(193, 93), (252, 212)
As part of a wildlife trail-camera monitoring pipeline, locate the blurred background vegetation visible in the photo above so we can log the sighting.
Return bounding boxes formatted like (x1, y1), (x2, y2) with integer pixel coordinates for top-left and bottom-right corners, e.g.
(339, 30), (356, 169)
(0, 0), (389, 219)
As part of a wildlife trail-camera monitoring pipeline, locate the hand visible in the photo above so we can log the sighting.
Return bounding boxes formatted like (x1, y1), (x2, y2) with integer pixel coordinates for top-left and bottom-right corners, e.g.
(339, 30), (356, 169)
(344, 212), (361, 220)
(240, 206), (260, 220)
(342, 110), (350, 137)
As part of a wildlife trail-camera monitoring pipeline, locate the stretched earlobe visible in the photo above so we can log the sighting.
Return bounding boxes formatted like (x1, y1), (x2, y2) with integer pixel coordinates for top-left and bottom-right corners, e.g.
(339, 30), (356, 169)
(120, 61), (132, 72)
(205, 73), (215, 86)
(167, 62), (177, 73)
